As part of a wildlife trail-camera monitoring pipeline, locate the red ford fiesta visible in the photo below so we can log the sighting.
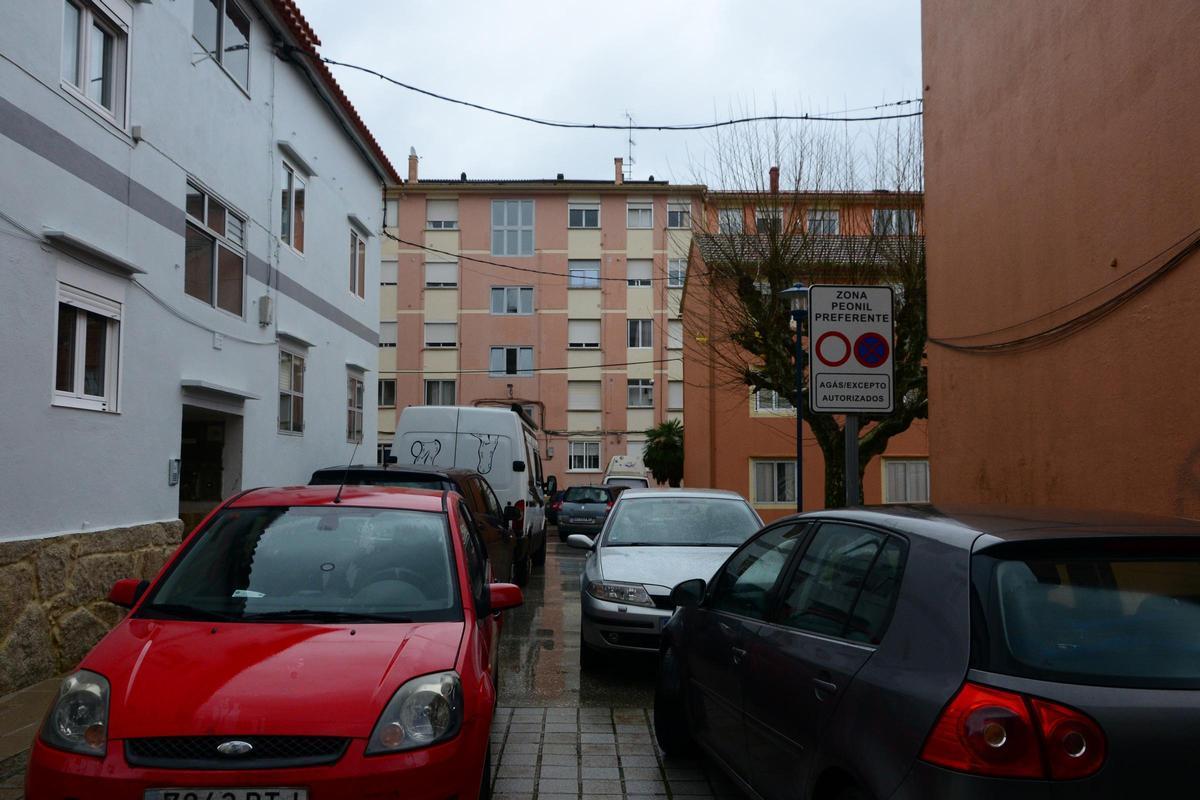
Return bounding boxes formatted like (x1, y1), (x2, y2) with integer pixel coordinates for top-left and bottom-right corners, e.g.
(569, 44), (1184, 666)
(26, 485), (521, 800)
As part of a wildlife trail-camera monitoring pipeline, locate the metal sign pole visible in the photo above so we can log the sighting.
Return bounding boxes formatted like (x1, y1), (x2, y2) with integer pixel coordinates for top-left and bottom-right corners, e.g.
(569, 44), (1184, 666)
(845, 414), (860, 506)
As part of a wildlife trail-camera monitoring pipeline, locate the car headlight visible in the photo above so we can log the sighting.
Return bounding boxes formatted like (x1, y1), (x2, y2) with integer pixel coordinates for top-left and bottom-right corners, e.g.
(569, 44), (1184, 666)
(587, 581), (654, 607)
(366, 671), (462, 755)
(41, 670), (109, 757)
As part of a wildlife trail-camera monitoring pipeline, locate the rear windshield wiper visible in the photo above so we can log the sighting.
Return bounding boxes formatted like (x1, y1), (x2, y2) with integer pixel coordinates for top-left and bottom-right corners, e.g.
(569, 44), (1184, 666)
(137, 603), (240, 622)
(240, 609), (415, 623)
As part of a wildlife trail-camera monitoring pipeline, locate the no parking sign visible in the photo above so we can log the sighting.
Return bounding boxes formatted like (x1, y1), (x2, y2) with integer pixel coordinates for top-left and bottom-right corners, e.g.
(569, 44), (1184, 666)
(807, 285), (894, 414)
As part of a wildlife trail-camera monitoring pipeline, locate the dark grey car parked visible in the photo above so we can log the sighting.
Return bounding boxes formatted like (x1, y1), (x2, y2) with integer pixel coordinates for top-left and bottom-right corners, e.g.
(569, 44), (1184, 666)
(556, 485), (617, 540)
(653, 506), (1200, 800)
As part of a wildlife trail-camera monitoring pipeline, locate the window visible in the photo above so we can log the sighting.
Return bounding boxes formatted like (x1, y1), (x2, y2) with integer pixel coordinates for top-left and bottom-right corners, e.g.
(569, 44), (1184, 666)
(489, 346), (533, 377)
(378, 321), (397, 348)
(455, 503), (487, 604)
(349, 228), (367, 299)
(667, 320), (683, 350)
(568, 380), (602, 411)
(384, 199), (398, 228)
(377, 442), (393, 465)
(346, 373), (364, 443)
(873, 208), (917, 235)
(627, 202), (653, 229)
(567, 319), (601, 349)
(381, 260), (398, 285)
(568, 260), (601, 289)
(424, 261), (458, 288)
(424, 322), (457, 348)
(491, 200), (534, 256)
(278, 348), (305, 434)
(193, 0), (250, 88)
(490, 287), (534, 315)
(627, 319), (652, 348)
(754, 388), (794, 412)
(667, 259), (686, 288)
(667, 202), (691, 229)
(568, 203), (600, 228)
(884, 459), (930, 503)
(718, 207), (744, 234)
(378, 378), (396, 407)
(185, 182), (245, 315)
(753, 459), (796, 504)
(807, 208), (840, 235)
(569, 441), (601, 472)
(424, 379), (456, 406)
(627, 379), (653, 408)
(627, 259), (652, 287)
(279, 161), (306, 253)
(756, 207), (782, 235)
(426, 199), (459, 230)
(668, 380), (683, 410)
(54, 285), (121, 411)
(62, 0), (128, 121)
(709, 523), (806, 619)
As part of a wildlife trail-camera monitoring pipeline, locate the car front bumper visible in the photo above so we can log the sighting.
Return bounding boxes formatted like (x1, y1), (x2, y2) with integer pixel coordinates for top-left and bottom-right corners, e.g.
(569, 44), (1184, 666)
(580, 591), (671, 653)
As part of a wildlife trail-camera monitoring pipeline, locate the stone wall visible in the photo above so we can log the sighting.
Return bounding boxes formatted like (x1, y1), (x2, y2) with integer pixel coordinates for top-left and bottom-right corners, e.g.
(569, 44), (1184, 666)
(0, 520), (185, 695)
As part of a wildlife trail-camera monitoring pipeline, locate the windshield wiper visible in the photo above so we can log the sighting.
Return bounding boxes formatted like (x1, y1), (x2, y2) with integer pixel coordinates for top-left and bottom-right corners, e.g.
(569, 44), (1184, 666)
(240, 609), (415, 623)
(137, 603), (240, 622)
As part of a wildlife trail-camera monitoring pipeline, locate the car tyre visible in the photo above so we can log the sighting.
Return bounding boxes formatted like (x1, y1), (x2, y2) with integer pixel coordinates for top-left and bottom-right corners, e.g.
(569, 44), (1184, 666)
(532, 532), (547, 567)
(580, 633), (603, 671)
(512, 550), (532, 587)
(479, 744), (493, 800)
(654, 647), (695, 755)
(557, 527), (568, 543)
(833, 787), (869, 800)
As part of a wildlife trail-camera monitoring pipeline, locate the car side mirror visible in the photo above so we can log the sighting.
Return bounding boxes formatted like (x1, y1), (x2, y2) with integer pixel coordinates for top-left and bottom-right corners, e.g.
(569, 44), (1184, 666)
(566, 534), (595, 551)
(544, 475), (558, 496)
(108, 578), (149, 609)
(503, 504), (521, 524)
(488, 583), (524, 613)
(512, 460), (526, 472)
(670, 578), (707, 609)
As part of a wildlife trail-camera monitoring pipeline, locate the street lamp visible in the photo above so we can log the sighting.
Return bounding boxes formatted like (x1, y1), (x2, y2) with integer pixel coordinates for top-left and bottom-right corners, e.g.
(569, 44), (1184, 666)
(779, 282), (808, 512)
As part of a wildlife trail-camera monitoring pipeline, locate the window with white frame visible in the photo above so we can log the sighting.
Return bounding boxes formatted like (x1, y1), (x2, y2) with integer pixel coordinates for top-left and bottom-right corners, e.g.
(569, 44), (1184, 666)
(279, 161), (306, 253)
(62, 0), (129, 121)
(54, 284), (121, 412)
(424, 379), (456, 405)
(349, 228), (367, 298)
(627, 319), (652, 348)
(568, 260), (601, 288)
(627, 378), (653, 408)
(627, 202), (653, 229)
(424, 322), (457, 348)
(807, 208), (840, 235)
(884, 459), (930, 503)
(384, 199), (399, 228)
(568, 319), (601, 349)
(193, 0), (250, 88)
(627, 259), (652, 287)
(567, 380), (602, 411)
(185, 182), (245, 316)
(378, 378), (396, 407)
(426, 199), (459, 230)
(667, 202), (691, 229)
(424, 261), (458, 288)
(489, 346), (533, 377)
(667, 320), (683, 350)
(668, 259), (686, 288)
(753, 459), (796, 504)
(873, 208), (917, 235)
(278, 348), (305, 434)
(346, 372), (364, 443)
(718, 207), (744, 234)
(378, 321), (397, 348)
(756, 207), (782, 235)
(491, 287), (533, 315)
(491, 200), (534, 256)
(754, 388), (794, 412)
(568, 203), (600, 228)
(381, 259), (398, 285)
(569, 441), (601, 472)
(668, 380), (683, 410)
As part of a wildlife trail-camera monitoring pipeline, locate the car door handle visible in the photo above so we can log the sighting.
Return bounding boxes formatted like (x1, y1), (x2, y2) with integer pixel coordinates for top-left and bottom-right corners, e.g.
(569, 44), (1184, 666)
(812, 677), (838, 696)
(730, 646), (747, 664)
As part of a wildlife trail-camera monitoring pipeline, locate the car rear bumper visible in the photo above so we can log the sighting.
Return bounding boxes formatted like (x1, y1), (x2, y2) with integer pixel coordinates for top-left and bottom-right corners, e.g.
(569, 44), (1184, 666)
(558, 521), (604, 536)
(887, 761), (1054, 799)
(580, 593), (671, 653)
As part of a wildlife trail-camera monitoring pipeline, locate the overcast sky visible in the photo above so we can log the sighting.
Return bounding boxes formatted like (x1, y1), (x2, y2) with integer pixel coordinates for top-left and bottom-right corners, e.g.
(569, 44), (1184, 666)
(297, 1), (922, 184)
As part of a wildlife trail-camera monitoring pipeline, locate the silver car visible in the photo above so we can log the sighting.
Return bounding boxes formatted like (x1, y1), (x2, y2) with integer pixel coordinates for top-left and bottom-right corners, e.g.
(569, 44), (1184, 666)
(568, 488), (762, 667)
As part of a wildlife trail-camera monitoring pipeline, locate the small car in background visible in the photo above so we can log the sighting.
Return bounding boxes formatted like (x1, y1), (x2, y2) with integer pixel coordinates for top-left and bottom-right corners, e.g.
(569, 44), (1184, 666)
(569, 488), (762, 667)
(602, 454), (650, 489)
(25, 485), (522, 800)
(546, 490), (564, 526)
(556, 485), (620, 541)
(654, 505), (1200, 800)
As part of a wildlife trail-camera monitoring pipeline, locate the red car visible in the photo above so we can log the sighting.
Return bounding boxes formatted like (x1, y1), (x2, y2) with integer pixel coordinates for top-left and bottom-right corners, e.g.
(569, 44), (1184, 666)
(26, 485), (521, 800)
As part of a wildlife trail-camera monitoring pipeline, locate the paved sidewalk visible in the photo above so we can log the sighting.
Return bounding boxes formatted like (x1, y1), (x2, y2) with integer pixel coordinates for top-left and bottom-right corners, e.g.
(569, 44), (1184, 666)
(0, 677), (56, 800)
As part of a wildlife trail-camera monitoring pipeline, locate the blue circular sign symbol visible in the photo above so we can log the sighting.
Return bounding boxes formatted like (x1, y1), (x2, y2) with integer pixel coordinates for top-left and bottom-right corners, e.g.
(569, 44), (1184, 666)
(854, 332), (889, 368)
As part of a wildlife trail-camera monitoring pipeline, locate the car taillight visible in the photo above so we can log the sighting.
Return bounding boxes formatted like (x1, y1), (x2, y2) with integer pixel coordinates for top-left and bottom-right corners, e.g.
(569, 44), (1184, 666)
(920, 682), (1105, 780)
(552, 500), (562, 511)
(514, 500), (525, 527)
(606, 500), (613, 510)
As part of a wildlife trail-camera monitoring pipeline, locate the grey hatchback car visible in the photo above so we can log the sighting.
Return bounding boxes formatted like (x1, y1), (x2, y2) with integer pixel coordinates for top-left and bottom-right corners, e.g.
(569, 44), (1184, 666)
(556, 485), (618, 540)
(654, 506), (1200, 799)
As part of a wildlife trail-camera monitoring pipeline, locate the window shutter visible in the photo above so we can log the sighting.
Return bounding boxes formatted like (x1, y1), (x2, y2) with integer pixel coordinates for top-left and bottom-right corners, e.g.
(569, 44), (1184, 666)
(568, 380), (602, 410)
(627, 259), (652, 282)
(427, 199), (458, 223)
(668, 320), (683, 349)
(425, 262), (458, 286)
(378, 321), (398, 345)
(668, 381), (683, 409)
(381, 260), (398, 283)
(424, 322), (456, 346)
(568, 319), (601, 347)
(58, 283), (120, 319)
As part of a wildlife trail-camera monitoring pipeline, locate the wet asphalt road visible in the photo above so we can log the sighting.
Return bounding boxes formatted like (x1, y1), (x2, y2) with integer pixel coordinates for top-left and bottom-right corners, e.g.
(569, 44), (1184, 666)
(497, 531), (658, 708)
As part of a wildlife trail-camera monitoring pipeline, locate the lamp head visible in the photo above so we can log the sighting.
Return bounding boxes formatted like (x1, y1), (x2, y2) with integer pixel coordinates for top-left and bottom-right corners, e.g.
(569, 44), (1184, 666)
(779, 282), (809, 313)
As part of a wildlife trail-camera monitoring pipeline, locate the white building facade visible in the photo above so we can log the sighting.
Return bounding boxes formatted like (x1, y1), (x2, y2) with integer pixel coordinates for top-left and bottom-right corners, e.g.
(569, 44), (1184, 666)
(0, 0), (397, 692)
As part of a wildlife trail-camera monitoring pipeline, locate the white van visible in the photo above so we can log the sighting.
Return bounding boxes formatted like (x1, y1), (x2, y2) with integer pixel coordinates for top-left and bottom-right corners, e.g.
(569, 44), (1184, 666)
(394, 405), (551, 583)
(603, 454), (651, 489)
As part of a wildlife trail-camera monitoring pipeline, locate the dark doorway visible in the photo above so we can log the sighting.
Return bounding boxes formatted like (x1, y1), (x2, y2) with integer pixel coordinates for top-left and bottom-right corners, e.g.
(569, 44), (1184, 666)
(179, 406), (242, 530)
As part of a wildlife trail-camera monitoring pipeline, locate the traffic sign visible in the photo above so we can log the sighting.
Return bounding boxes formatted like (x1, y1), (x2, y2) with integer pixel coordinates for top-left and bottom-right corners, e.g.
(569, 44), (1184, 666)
(807, 285), (894, 414)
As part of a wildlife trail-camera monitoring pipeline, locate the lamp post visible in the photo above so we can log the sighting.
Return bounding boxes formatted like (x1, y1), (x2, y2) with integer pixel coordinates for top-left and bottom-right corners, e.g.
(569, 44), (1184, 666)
(779, 282), (809, 513)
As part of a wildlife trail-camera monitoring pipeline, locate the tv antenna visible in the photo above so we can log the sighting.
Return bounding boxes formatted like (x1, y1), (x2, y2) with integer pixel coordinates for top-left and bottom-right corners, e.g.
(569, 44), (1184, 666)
(624, 111), (636, 180)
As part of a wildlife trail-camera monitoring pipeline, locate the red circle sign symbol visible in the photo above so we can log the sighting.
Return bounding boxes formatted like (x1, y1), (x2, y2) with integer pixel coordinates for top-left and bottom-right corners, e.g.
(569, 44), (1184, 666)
(854, 332), (890, 368)
(815, 331), (851, 367)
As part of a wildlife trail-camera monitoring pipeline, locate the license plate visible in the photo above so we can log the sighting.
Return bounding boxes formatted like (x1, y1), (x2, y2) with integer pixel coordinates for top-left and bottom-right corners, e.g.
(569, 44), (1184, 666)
(145, 790), (307, 800)
(568, 517), (593, 523)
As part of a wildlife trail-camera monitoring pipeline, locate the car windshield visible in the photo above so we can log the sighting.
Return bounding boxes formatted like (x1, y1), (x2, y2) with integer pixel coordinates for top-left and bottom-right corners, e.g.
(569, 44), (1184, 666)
(606, 477), (649, 488)
(971, 538), (1200, 689)
(309, 470), (446, 491)
(603, 497), (761, 547)
(140, 506), (461, 623)
(564, 487), (610, 504)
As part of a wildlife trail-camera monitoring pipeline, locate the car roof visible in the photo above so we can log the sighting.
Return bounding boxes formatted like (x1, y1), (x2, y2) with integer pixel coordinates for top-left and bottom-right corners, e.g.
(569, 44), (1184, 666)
(614, 488), (749, 500)
(312, 464), (481, 479)
(230, 485), (450, 512)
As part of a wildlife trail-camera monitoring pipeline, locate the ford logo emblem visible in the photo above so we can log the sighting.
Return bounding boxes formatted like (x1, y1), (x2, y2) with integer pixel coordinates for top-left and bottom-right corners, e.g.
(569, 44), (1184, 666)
(216, 740), (254, 756)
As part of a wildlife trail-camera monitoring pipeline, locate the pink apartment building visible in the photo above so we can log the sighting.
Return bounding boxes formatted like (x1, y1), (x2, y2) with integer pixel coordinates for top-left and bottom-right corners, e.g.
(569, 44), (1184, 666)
(379, 155), (702, 489)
